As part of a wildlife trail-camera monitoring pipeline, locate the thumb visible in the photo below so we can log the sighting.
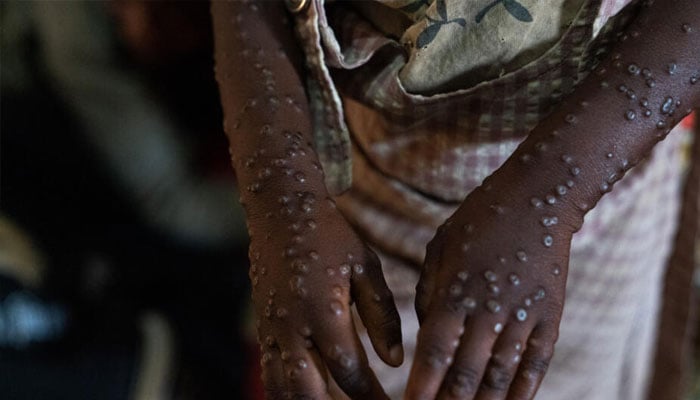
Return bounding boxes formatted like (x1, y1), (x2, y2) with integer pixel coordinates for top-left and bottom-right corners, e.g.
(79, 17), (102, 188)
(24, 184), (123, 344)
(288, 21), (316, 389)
(351, 249), (404, 367)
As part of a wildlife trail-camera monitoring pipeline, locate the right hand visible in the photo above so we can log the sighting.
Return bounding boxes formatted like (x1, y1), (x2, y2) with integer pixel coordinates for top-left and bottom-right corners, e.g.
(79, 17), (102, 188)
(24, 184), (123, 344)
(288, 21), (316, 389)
(248, 196), (403, 400)
(407, 182), (571, 400)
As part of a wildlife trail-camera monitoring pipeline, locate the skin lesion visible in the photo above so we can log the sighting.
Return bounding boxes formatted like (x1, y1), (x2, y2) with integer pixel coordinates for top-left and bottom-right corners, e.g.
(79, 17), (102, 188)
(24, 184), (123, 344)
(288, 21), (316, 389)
(215, 0), (699, 398)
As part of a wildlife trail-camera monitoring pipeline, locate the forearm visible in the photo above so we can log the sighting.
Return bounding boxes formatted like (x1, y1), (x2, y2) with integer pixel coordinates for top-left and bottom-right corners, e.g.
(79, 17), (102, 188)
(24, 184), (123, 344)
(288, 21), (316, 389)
(213, 6), (404, 394)
(212, 0), (328, 229)
(482, 0), (699, 233)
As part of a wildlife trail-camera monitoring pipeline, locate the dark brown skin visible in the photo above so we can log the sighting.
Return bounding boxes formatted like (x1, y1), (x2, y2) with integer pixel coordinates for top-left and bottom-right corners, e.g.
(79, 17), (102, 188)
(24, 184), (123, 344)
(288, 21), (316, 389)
(212, 0), (699, 399)
(212, 2), (402, 399)
(407, 1), (699, 399)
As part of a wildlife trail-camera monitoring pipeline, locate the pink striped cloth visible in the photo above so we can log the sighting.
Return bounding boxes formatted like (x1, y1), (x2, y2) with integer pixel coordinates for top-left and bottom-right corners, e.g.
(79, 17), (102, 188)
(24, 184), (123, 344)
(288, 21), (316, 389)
(287, 0), (692, 398)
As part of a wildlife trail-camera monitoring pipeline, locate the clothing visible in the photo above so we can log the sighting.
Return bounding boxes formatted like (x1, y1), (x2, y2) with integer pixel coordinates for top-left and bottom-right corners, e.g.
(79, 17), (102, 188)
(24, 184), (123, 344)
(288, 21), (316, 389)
(290, 0), (692, 398)
(356, 131), (687, 399)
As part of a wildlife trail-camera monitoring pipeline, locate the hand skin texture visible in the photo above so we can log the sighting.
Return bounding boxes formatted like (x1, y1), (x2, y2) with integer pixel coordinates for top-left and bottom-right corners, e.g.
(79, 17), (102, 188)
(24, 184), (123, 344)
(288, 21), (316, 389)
(406, 1), (700, 399)
(212, 0), (699, 399)
(212, 1), (402, 399)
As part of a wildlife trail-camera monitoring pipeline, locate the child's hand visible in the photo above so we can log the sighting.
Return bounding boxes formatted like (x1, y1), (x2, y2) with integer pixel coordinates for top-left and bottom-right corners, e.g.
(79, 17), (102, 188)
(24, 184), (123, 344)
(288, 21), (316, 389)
(406, 183), (571, 400)
(249, 199), (402, 400)
(211, 1), (403, 397)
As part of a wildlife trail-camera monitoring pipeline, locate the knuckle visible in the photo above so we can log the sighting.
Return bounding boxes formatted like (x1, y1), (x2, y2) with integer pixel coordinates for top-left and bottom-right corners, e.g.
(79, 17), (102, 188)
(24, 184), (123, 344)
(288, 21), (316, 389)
(332, 365), (371, 396)
(375, 306), (401, 331)
(420, 339), (454, 368)
(527, 334), (556, 359)
(521, 355), (550, 376)
(445, 296), (474, 315)
(481, 364), (513, 392)
(446, 364), (480, 396)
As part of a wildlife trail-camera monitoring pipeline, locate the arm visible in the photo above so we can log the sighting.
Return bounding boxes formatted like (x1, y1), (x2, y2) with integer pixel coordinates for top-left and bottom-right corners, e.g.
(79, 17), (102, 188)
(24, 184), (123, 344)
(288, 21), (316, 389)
(211, 1), (402, 399)
(407, 1), (699, 399)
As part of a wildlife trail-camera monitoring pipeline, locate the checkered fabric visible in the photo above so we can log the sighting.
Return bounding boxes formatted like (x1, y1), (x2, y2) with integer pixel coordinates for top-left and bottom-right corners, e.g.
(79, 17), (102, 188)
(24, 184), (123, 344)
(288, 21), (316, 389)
(290, 0), (693, 398)
(353, 128), (688, 400)
(294, 0), (640, 195)
(307, 0), (643, 264)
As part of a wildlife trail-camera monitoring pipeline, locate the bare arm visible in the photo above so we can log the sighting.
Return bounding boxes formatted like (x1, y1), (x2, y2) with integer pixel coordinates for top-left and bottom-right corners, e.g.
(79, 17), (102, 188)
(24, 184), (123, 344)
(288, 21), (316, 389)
(212, 1), (402, 399)
(408, 1), (700, 399)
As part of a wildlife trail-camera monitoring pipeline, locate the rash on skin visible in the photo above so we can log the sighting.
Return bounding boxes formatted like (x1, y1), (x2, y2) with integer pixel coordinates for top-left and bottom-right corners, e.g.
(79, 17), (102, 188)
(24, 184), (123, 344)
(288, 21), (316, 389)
(213, 0), (699, 399)
(407, 1), (699, 399)
(212, 1), (404, 399)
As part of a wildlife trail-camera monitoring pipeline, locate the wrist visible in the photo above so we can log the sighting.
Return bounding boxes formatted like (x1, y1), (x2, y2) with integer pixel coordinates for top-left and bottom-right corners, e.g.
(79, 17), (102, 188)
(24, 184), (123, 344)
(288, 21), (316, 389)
(236, 157), (331, 230)
(470, 154), (585, 238)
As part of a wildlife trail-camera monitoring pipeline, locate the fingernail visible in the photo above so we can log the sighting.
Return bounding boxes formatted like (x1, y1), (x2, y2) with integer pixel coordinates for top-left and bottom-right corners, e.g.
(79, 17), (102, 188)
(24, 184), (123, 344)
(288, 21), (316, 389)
(389, 344), (404, 366)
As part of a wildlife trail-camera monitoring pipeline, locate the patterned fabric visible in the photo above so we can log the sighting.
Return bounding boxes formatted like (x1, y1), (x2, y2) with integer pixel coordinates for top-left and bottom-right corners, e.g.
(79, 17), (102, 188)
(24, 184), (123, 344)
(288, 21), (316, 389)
(289, 0), (691, 398)
(350, 0), (585, 94)
(356, 128), (688, 399)
(326, 0), (643, 264)
(290, 0), (640, 195)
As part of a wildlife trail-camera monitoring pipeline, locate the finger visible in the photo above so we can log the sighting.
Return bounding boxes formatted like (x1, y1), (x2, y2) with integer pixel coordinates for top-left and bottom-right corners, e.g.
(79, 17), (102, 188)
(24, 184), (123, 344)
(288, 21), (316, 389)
(312, 310), (390, 400)
(507, 324), (557, 400)
(328, 377), (352, 400)
(260, 345), (289, 400)
(472, 323), (533, 400)
(404, 301), (469, 400)
(352, 249), (403, 367)
(278, 338), (332, 400)
(415, 239), (442, 324)
(429, 316), (500, 400)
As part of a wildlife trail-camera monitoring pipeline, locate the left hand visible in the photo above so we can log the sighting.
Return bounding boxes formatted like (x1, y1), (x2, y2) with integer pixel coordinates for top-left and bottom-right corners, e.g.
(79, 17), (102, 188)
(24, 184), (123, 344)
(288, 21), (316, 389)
(405, 181), (573, 400)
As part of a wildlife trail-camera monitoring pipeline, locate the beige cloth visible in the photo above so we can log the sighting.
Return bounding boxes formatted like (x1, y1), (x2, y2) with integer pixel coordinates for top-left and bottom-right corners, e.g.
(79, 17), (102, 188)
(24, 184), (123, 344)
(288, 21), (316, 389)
(356, 128), (688, 399)
(356, 0), (587, 94)
(291, 0), (692, 398)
